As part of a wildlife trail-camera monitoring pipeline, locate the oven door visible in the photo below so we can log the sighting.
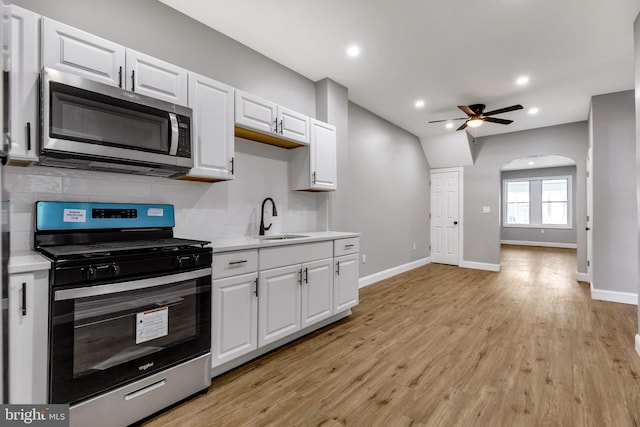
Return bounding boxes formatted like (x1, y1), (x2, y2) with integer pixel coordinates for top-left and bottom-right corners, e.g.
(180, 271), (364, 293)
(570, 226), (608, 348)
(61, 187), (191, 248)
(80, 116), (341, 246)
(49, 268), (211, 404)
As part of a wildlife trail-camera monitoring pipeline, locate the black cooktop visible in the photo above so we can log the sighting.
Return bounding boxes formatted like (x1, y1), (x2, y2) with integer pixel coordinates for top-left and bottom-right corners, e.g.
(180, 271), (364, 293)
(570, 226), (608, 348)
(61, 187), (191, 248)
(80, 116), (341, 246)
(38, 237), (210, 260)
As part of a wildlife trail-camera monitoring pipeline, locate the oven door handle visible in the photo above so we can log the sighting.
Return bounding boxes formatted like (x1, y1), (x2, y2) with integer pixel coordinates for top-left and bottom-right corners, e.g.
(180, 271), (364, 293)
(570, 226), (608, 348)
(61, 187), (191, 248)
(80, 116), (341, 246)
(54, 268), (211, 301)
(168, 113), (179, 156)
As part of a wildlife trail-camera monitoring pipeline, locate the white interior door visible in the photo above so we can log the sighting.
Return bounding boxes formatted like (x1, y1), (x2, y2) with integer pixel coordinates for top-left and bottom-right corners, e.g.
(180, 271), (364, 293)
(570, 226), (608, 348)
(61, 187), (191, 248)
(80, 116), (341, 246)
(431, 170), (460, 265)
(586, 147), (593, 282)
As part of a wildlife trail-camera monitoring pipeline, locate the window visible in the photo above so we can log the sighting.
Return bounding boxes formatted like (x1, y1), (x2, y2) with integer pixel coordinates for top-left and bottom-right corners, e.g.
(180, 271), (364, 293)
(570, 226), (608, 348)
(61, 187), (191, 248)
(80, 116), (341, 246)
(505, 181), (530, 225)
(503, 175), (572, 228)
(541, 179), (568, 225)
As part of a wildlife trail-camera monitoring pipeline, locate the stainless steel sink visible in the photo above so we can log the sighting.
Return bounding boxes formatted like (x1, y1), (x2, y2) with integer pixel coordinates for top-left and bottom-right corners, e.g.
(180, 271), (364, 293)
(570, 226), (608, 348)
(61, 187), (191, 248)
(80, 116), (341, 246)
(259, 234), (308, 240)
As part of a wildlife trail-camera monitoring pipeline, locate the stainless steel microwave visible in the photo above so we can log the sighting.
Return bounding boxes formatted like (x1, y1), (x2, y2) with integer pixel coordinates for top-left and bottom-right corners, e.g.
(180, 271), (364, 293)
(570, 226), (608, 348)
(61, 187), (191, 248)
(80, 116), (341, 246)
(39, 67), (193, 177)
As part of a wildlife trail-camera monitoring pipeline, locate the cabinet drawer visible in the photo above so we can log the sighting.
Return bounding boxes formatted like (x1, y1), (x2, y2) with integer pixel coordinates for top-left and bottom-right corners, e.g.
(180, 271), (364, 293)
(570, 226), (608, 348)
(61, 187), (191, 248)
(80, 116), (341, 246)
(259, 241), (332, 271)
(213, 250), (258, 279)
(334, 237), (359, 256)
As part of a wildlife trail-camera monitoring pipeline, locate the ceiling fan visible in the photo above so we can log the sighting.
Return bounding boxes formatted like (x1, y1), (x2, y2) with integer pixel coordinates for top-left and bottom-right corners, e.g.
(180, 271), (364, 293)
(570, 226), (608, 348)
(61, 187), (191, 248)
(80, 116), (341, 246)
(429, 103), (524, 131)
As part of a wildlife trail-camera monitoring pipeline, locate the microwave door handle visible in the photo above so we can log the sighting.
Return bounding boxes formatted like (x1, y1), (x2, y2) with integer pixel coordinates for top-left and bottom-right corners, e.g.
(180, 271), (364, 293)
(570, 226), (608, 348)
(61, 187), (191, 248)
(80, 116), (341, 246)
(169, 113), (179, 156)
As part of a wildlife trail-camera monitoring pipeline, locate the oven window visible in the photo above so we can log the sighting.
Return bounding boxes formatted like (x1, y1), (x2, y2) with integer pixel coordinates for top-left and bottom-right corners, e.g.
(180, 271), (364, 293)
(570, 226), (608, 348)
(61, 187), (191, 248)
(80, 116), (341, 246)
(72, 280), (197, 379)
(50, 82), (169, 153)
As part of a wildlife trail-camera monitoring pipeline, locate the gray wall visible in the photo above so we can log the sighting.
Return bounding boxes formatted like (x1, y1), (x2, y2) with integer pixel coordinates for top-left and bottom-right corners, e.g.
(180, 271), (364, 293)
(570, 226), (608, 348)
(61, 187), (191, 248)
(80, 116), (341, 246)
(346, 103), (430, 277)
(590, 90), (637, 294)
(500, 166), (577, 245)
(11, 0), (431, 281)
(464, 122), (589, 272)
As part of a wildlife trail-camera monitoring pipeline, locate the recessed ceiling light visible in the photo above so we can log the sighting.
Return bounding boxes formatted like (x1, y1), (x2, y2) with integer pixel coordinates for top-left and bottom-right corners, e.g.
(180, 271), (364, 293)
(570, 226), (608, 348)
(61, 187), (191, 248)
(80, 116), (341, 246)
(445, 122), (454, 129)
(528, 161), (535, 166)
(528, 107), (539, 114)
(516, 76), (529, 85)
(415, 100), (425, 108)
(346, 45), (360, 57)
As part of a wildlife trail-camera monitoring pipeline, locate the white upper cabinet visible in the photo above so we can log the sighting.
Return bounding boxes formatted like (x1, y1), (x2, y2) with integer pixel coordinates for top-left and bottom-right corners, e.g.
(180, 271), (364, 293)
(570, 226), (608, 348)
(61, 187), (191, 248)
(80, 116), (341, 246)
(8, 5), (39, 164)
(181, 72), (235, 181)
(278, 106), (310, 145)
(42, 17), (125, 87)
(289, 119), (337, 191)
(235, 90), (310, 147)
(42, 18), (187, 106)
(125, 49), (188, 106)
(310, 120), (337, 190)
(235, 90), (278, 135)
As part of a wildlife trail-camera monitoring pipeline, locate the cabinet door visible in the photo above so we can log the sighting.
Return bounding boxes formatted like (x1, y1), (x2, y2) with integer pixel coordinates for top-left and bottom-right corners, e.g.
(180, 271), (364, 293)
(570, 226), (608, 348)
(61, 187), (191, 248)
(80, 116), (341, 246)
(258, 264), (301, 347)
(125, 49), (188, 106)
(277, 106), (310, 145)
(186, 72), (235, 181)
(301, 258), (333, 328)
(235, 90), (277, 135)
(8, 274), (34, 403)
(334, 254), (359, 312)
(41, 17), (125, 87)
(310, 120), (337, 190)
(212, 273), (258, 367)
(8, 5), (39, 164)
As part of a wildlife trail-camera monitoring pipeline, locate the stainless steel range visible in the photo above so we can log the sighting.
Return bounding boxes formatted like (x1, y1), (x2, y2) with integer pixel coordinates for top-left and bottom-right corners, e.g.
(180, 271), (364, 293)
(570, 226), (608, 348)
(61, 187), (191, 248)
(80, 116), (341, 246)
(34, 201), (212, 427)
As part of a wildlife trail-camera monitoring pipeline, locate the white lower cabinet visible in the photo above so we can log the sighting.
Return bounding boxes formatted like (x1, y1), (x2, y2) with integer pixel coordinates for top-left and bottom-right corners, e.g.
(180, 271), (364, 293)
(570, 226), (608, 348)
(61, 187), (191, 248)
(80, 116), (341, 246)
(8, 271), (48, 404)
(301, 258), (334, 328)
(212, 237), (359, 371)
(334, 254), (359, 312)
(258, 264), (302, 347)
(211, 272), (258, 367)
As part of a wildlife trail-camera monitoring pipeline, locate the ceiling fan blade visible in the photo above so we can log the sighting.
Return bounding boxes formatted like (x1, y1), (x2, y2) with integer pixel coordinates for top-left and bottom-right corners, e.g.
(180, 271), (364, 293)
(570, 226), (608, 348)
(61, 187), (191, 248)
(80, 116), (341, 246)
(483, 117), (513, 125)
(458, 105), (475, 116)
(456, 122), (468, 131)
(483, 104), (523, 116)
(428, 117), (468, 123)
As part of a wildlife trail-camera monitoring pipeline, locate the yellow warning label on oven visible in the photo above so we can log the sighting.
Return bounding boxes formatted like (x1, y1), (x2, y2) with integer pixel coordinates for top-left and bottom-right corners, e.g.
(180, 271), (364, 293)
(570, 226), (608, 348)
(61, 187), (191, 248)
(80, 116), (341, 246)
(136, 306), (168, 344)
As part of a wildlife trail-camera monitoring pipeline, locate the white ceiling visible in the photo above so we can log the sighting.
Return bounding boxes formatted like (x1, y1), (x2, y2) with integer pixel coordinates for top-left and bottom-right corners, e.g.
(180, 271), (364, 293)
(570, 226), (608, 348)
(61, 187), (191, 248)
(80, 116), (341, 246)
(158, 0), (640, 140)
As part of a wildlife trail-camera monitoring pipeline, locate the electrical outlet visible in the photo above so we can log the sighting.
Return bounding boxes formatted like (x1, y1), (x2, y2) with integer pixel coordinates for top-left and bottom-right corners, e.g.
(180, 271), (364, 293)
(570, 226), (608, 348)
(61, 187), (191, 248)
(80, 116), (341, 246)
(540, 229), (545, 234)
(413, 242), (416, 250)
(362, 254), (366, 264)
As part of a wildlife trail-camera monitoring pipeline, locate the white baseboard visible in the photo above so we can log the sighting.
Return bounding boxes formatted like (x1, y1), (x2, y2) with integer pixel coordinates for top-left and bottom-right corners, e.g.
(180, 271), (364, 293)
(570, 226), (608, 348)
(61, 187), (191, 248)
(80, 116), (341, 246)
(459, 260), (501, 272)
(501, 240), (577, 249)
(590, 282), (637, 305)
(575, 271), (589, 283)
(359, 257), (430, 288)
(636, 335), (640, 358)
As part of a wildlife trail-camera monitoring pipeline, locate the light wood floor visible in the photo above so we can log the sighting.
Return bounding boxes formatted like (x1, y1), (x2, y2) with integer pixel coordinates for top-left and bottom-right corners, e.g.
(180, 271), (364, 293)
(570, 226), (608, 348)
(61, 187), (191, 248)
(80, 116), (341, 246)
(144, 245), (640, 426)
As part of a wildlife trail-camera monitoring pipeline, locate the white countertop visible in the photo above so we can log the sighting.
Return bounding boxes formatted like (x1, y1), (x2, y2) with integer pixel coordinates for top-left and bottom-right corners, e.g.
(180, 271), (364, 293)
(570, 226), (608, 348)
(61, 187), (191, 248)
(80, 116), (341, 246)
(211, 231), (360, 253)
(9, 251), (51, 274)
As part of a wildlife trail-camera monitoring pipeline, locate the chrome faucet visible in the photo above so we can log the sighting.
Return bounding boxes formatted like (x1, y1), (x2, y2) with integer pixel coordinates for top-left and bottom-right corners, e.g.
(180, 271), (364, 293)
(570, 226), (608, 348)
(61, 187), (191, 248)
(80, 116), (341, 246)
(259, 197), (278, 235)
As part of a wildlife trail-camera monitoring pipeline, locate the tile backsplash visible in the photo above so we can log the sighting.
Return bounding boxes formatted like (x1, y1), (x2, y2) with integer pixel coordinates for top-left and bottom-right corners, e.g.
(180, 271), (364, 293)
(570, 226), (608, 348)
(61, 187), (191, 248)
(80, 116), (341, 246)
(6, 139), (325, 252)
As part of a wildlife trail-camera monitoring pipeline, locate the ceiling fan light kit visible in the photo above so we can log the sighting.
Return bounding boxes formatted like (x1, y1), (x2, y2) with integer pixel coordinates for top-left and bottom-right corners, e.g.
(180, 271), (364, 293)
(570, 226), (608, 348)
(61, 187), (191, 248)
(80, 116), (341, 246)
(429, 103), (524, 131)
